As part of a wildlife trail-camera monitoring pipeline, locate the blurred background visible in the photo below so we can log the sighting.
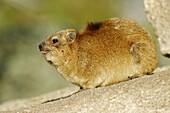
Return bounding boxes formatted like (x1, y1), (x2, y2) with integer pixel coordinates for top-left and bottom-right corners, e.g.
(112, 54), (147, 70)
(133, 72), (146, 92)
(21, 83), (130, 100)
(0, 0), (170, 104)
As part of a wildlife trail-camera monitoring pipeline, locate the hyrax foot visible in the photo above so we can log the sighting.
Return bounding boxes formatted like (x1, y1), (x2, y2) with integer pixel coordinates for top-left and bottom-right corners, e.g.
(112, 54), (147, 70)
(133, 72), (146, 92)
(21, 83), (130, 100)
(146, 72), (154, 75)
(128, 75), (139, 80)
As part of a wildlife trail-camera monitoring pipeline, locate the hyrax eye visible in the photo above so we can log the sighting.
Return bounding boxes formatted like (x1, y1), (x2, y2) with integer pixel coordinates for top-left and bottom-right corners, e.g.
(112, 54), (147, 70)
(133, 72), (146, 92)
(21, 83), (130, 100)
(52, 39), (58, 44)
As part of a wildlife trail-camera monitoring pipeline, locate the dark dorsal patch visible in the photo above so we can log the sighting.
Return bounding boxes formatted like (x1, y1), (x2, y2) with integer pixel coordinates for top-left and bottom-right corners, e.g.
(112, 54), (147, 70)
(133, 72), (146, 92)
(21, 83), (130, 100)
(85, 21), (103, 31)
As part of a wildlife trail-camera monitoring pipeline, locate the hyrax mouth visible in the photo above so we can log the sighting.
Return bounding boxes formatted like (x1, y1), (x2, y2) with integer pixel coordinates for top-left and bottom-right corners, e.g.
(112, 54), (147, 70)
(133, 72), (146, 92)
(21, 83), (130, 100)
(39, 42), (50, 55)
(40, 50), (50, 55)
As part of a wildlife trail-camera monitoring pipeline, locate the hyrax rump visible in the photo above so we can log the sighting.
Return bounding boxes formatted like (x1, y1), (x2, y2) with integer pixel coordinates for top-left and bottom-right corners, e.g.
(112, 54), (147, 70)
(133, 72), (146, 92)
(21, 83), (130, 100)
(39, 18), (158, 89)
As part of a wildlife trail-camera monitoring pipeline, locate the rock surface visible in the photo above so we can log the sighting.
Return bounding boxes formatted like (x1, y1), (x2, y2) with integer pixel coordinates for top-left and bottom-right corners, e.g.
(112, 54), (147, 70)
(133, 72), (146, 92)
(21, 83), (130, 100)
(144, 0), (170, 57)
(0, 68), (169, 113)
(0, 86), (80, 112)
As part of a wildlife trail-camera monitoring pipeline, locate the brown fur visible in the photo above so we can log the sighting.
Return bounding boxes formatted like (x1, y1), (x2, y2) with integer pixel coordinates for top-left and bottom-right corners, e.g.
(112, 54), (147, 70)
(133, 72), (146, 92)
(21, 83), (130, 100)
(39, 18), (158, 89)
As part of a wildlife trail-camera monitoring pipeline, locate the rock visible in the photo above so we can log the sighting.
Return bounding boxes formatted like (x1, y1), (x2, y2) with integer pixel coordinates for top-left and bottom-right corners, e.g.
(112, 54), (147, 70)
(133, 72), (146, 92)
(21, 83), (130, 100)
(0, 68), (169, 113)
(144, 0), (170, 57)
(0, 86), (80, 112)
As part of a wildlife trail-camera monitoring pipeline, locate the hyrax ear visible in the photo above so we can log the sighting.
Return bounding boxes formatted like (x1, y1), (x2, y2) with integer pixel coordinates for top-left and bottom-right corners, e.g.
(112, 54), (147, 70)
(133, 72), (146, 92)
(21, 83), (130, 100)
(66, 32), (77, 44)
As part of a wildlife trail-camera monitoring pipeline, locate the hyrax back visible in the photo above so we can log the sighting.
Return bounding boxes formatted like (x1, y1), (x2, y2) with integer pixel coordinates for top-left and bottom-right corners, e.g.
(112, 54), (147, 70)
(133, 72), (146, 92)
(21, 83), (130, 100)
(39, 18), (158, 89)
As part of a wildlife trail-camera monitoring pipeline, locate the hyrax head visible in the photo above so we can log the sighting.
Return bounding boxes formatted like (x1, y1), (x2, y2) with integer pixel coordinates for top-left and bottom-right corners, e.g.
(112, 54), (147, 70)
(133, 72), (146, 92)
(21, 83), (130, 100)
(39, 29), (78, 65)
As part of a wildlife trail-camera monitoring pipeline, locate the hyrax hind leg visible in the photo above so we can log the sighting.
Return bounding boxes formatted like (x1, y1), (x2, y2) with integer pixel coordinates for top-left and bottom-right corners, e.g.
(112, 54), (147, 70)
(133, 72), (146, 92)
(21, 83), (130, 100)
(129, 42), (157, 79)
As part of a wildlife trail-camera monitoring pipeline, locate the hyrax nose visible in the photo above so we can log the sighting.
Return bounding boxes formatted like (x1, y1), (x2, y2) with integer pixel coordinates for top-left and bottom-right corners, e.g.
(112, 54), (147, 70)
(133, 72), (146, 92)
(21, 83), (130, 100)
(39, 42), (44, 51)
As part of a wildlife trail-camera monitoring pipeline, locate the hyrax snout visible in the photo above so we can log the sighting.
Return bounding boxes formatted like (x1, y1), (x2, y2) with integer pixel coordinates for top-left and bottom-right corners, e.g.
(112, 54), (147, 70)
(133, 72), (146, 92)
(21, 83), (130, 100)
(39, 18), (158, 89)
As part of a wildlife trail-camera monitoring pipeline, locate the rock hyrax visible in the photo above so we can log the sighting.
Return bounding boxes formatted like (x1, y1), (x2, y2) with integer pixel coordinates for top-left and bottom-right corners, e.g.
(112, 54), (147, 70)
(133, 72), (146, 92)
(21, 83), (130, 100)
(39, 18), (158, 89)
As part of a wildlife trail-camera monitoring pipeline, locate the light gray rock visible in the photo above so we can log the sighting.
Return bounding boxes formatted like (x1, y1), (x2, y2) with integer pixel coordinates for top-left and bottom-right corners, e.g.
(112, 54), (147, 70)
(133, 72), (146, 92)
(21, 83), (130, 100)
(0, 69), (169, 113)
(144, 0), (170, 57)
(0, 86), (80, 112)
